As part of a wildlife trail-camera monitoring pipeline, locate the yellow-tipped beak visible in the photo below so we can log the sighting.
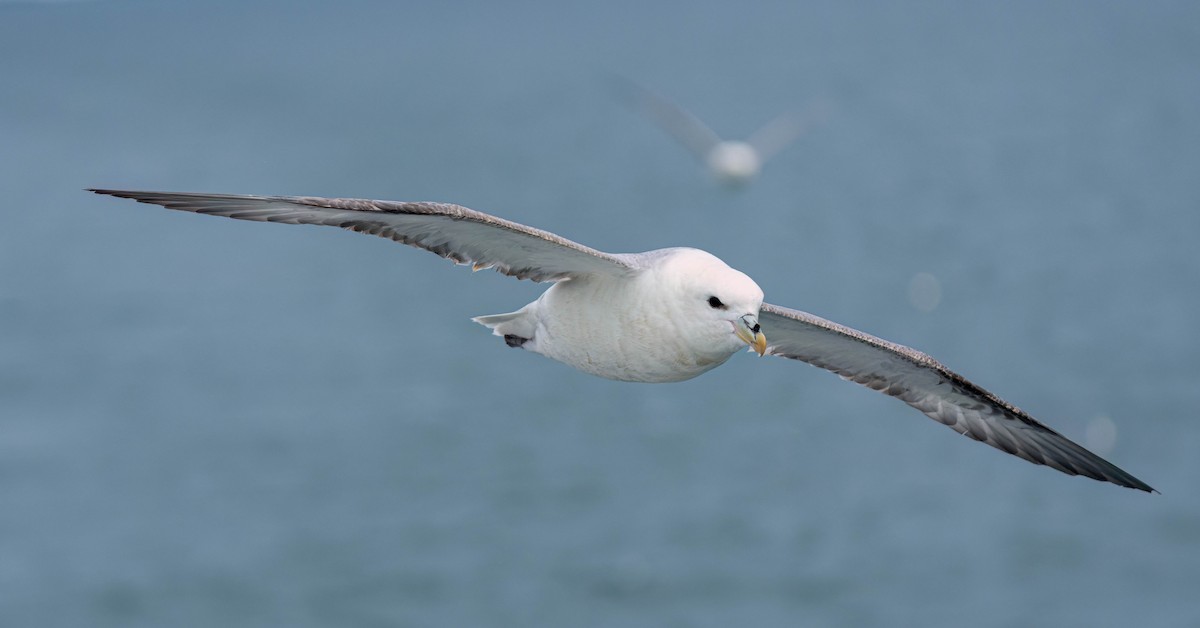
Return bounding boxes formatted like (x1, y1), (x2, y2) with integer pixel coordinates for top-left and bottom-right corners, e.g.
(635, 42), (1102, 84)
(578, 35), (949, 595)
(753, 331), (767, 356)
(735, 318), (768, 356)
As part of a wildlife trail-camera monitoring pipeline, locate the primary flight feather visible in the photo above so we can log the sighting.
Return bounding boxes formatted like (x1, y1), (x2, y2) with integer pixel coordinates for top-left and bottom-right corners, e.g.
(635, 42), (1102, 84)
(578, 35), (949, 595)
(89, 189), (1154, 492)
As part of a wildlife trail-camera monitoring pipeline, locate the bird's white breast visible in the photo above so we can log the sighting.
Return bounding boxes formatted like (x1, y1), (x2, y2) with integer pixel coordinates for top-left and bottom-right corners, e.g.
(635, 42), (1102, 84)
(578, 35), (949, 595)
(522, 251), (751, 383)
(525, 278), (708, 382)
(707, 141), (761, 183)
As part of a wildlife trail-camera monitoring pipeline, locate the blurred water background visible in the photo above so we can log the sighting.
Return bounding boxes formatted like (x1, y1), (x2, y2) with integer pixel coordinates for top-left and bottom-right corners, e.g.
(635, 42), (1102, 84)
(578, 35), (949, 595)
(2, 1), (1199, 626)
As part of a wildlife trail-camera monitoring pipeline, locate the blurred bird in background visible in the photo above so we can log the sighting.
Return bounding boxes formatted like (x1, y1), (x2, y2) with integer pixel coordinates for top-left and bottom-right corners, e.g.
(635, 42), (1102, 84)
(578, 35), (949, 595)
(615, 77), (828, 186)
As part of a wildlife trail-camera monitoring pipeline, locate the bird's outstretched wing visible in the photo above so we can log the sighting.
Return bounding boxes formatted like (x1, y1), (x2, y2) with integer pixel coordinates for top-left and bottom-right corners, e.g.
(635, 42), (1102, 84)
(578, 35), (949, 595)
(745, 99), (830, 163)
(614, 78), (723, 160)
(746, 112), (808, 163)
(758, 302), (1154, 492)
(89, 190), (635, 282)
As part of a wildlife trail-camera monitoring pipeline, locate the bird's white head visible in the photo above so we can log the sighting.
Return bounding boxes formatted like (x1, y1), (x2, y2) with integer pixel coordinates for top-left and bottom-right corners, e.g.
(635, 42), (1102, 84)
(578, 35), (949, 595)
(654, 248), (766, 362)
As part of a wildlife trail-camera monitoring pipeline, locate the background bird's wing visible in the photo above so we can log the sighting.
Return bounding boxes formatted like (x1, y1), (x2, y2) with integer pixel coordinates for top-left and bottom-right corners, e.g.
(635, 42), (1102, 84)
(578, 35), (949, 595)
(758, 302), (1153, 492)
(745, 99), (830, 162)
(90, 190), (635, 282)
(614, 78), (722, 160)
(745, 112), (809, 163)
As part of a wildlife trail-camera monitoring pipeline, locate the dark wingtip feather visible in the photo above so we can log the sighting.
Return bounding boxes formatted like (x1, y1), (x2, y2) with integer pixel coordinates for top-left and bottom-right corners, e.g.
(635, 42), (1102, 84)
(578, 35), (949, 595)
(1121, 474), (1157, 494)
(89, 188), (138, 199)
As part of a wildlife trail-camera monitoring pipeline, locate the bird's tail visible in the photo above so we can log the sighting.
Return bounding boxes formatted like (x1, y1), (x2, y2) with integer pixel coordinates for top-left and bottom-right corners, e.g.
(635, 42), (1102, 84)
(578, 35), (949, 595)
(472, 306), (537, 348)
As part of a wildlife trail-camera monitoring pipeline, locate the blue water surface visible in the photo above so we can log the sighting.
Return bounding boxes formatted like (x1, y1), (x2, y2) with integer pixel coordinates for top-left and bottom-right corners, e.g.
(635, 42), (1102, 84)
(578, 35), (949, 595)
(2, 1), (1198, 626)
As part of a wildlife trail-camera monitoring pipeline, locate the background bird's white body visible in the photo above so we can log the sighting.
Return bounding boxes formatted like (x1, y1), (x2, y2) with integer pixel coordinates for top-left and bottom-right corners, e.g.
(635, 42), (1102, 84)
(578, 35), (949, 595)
(705, 141), (762, 185)
(617, 78), (818, 186)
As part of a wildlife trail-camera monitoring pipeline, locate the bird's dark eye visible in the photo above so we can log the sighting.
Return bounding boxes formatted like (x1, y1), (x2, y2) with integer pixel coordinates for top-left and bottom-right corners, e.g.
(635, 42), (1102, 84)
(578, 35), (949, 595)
(707, 296), (726, 309)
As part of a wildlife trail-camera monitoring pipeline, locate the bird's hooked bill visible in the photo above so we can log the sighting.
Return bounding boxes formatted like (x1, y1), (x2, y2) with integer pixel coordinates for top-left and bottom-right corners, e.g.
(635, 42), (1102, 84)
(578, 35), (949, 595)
(736, 316), (767, 356)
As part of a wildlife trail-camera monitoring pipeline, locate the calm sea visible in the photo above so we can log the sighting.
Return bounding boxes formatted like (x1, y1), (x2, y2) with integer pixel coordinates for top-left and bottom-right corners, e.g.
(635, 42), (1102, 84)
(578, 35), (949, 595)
(2, 1), (1198, 626)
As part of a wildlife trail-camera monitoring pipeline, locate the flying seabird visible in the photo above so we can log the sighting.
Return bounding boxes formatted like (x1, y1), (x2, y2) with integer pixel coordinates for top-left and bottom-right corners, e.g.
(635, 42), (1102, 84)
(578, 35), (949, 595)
(89, 189), (1154, 492)
(617, 80), (821, 186)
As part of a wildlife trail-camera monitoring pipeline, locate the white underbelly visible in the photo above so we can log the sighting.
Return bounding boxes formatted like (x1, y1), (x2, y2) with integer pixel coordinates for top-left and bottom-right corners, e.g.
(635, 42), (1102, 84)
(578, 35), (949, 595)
(526, 279), (729, 383)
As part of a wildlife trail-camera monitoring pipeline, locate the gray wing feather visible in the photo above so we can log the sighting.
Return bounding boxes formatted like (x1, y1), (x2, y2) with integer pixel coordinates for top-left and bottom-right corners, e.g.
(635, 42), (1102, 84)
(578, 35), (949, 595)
(759, 302), (1154, 492)
(745, 112), (808, 163)
(615, 78), (722, 159)
(745, 99), (830, 162)
(90, 190), (634, 282)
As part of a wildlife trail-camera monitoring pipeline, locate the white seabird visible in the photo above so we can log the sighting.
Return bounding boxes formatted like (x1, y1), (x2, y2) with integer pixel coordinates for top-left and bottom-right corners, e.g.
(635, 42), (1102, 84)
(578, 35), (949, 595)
(619, 80), (821, 186)
(90, 189), (1154, 492)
